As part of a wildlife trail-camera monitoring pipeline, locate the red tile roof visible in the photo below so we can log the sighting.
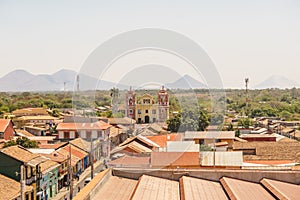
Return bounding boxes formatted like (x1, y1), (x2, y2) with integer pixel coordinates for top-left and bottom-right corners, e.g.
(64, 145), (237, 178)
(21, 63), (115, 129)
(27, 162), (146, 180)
(0, 119), (10, 132)
(62, 144), (88, 160)
(93, 176), (138, 200)
(220, 177), (275, 200)
(180, 176), (228, 200)
(109, 155), (150, 167)
(56, 121), (111, 131)
(260, 178), (300, 199)
(131, 175), (180, 200)
(244, 160), (294, 165)
(39, 143), (67, 149)
(151, 152), (200, 168)
(147, 134), (182, 148)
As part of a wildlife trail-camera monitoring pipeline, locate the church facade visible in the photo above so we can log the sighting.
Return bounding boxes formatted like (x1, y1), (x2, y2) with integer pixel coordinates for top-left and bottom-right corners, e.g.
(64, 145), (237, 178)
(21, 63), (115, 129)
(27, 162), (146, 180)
(125, 86), (169, 123)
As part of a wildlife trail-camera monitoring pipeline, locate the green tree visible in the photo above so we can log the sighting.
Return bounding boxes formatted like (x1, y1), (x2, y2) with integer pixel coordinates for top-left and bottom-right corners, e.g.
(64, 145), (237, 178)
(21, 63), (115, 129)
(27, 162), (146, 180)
(4, 137), (39, 148)
(167, 109), (209, 132)
(238, 118), (252, 128)
(167, 114), (181, 132)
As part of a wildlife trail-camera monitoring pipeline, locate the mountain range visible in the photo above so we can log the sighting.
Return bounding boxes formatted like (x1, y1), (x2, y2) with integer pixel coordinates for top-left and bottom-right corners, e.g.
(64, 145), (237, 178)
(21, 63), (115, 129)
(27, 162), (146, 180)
(0, 69), (298, 91)
(254, 75), (300, 89)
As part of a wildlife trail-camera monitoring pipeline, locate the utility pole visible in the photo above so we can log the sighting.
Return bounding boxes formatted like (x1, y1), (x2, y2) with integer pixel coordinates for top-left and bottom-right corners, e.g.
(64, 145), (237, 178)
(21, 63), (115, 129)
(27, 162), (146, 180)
(69, 144), (73, 200)
(90, 137), (94, 179)
(64, 82), (66, 92)
(20, 165), (25, 200)
(213, 138), (216, 169)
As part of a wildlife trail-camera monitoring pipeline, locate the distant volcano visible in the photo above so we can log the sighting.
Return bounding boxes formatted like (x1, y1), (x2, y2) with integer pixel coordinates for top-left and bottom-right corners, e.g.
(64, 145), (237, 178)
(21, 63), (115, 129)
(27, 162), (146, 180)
(254, 75), (299, 89)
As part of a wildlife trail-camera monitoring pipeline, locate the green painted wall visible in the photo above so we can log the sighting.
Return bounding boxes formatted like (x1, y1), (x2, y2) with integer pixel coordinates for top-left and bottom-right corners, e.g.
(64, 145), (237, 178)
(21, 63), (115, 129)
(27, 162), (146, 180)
(0, 152), (22, 181)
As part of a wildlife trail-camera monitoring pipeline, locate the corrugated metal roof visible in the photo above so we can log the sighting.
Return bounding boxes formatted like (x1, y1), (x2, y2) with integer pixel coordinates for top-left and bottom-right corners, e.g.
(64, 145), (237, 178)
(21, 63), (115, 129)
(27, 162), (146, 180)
(200, 151), (243, 167)
(166, 141), (199, 152)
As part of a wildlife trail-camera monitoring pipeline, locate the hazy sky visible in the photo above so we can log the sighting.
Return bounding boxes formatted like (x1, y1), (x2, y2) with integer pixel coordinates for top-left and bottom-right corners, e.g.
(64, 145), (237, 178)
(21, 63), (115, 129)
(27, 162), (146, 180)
(0, 0), (300, 88)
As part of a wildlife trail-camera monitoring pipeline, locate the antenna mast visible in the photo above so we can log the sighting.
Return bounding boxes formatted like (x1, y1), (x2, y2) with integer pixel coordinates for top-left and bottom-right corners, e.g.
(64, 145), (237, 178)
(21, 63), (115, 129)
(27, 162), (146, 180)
(245, 78), (249, 107)
(76, 75), (80, 91)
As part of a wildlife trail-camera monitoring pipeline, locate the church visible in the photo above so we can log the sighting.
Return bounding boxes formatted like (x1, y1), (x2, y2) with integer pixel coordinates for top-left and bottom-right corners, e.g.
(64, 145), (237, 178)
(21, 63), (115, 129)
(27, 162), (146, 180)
(125, 86), (169, 123)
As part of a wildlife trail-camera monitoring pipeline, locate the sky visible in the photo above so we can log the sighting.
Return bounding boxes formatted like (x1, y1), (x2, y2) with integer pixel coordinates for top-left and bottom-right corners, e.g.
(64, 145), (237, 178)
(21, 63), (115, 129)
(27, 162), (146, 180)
(0, 0), (300, 88)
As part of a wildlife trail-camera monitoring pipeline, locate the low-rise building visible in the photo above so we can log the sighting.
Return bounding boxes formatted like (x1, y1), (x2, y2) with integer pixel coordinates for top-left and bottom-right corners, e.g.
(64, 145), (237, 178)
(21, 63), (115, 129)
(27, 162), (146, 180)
(14, 115), (59, 129)
(0, 173), (34, 200)
(0, 145), (47, 200)
(12, 107), (49, 117)
(184, 131), (235, 148)
(0, 119), (15, 140)
(39, 160), (60, 199)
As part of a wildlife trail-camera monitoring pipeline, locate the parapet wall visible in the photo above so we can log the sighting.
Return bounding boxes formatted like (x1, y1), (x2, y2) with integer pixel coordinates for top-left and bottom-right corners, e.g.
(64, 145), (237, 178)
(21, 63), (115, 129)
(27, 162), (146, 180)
(73, 169), (111, 200)
(112, 168), (300, 184)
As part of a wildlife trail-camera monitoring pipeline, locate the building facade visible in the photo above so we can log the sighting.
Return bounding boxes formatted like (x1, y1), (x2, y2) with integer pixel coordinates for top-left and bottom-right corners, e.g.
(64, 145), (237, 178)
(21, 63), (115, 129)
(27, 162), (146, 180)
(125, 86), (169, 124)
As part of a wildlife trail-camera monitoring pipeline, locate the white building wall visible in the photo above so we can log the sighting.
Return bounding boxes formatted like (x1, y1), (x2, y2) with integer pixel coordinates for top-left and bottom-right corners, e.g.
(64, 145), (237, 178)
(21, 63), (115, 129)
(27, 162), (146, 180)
(58, 131), (64, 139)
(80, 130), (86, 139)
(70, 131), (75, 139)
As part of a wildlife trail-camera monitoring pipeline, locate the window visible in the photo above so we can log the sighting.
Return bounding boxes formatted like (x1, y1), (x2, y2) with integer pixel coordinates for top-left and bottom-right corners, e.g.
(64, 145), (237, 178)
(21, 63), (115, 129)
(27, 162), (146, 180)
(98, 131), (104, 138)
(86, 131), (92, 139)
(138, 109), (141, 114)
(129, 109), (133, 114)
(145, 110), (148, 113)
(152, 110), (156, 114)
(143, 99), (150, 104)
(26, 166), (31, 178)
(64, 132), (70, 139)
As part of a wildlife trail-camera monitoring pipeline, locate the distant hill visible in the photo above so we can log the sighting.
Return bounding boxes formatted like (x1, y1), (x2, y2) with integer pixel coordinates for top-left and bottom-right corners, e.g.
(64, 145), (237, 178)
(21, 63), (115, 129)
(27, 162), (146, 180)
(166, 74), (207, 89)
(254, 75), (300, 89)
(0, 69), (128, 92)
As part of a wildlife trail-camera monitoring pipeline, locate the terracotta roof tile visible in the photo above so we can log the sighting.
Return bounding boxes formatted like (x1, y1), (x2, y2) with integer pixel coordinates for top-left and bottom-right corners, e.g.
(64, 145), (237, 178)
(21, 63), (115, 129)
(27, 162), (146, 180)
(220, 177), (275, 200)
(180, 176), (228, 200)
(56, 121), (111, 131)
(0, 145), (40, 163)
(38, 143), (67, 149)
(147, 134), (182, 148)
(62, 144), (88, 160)
(15, 129), (35, 137)
(39, 160), (60, 174)
(151, 152), (200, 168)
(93, 176), (138, 200)
(131, 175), (180, 200)
(109, 155), (150, 168)
(0, 119), (10, 132)
(0, 173), (33, 199)
(261, 178), (300, 199)
(40, 151), (68, 163)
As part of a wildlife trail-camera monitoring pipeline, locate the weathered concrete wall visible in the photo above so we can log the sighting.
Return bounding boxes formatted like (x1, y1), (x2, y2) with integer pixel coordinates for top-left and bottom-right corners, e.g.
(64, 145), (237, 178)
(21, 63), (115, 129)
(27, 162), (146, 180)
(112, 168), (300, 184)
